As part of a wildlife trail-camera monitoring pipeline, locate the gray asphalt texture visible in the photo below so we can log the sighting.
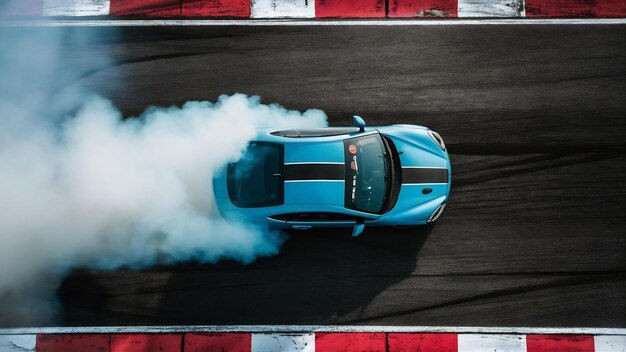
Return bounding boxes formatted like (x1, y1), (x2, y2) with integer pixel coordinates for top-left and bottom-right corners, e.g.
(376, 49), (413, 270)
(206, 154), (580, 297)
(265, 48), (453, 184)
(24, 25), (626, 327)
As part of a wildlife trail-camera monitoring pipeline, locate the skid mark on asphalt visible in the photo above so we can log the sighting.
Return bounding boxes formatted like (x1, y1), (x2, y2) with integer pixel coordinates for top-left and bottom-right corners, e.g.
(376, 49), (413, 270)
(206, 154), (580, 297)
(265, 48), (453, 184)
(356, 269), (626, 278)
(50, 52), (208, 100)
(342, 272), (626, 324)
(77, 52), (207, 78)
(446, 143), (624, 188)
(452, 153), (617, 188)
(447, 143), (625, 155)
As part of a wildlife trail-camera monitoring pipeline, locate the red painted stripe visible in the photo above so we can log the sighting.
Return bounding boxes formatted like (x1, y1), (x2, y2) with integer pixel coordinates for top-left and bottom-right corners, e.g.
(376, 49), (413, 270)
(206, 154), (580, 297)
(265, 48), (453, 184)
(526, 334), (595, 352)
(36, 334), (110, 352)
(316, 332), (387, 352)
(109, 0), (182, 16)
(1, 0), (43, 16)
(185, 333), (252, 352)
(182, 0), (251, 17)
(526, 0), (626, 18)
(110, 333), (182, 352)
(315, 0), (386, 18)
(388, 333), (458, 352)
(388, 0), (458, 17)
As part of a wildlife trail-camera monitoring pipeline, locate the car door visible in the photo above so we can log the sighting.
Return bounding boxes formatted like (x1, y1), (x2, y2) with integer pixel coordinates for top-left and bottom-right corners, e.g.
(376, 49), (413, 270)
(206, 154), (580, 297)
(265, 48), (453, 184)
(269, 212), (363, 230)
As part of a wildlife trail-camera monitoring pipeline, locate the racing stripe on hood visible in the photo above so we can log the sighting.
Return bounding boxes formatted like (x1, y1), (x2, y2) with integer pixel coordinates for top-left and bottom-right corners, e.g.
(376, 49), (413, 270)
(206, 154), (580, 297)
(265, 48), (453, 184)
(284, 163), (345, 181)
(402, 167), (448, 184)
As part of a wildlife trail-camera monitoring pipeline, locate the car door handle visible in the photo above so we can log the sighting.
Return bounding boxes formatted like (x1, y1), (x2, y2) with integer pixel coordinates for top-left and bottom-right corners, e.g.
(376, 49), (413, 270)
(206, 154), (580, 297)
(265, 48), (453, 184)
(291, 225), (312, 230)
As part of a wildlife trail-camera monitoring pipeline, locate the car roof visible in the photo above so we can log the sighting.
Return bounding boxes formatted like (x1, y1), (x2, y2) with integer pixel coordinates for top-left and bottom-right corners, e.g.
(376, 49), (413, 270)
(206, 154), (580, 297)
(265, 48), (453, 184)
(284, 180), (344, 207)
(256, 130), (383, 210)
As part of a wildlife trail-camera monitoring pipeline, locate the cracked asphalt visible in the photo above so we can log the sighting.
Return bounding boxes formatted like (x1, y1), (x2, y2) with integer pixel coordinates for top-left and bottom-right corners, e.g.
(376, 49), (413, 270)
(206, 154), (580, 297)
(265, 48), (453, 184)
(14, 24), (624, 327)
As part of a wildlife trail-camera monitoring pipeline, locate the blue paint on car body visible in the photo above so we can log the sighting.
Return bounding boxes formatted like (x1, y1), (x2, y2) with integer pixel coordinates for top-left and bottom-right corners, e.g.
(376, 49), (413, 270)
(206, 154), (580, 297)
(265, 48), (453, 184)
(213, 119), (451, 234)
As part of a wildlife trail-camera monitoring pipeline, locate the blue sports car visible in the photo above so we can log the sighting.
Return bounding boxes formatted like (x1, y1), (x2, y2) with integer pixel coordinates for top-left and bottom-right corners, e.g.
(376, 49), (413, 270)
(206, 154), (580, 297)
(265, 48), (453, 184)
(213, 116), (450, 236)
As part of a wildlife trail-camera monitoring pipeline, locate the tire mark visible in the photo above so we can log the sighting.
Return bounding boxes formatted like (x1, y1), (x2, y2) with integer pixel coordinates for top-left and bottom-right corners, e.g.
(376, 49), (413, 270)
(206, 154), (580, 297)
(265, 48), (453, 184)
(452, 153), (565, 176)
(447, 143), (625, 155)
(76, 269), (626, 298)
(48, 52), (208, 103)
(448, 142), (625, 187)
(452, 153), (619, 188)
(343, 272), (626, 324)
(359, 269), (626, 278)
(408, 72), (626, 91)
(75, 52), (207, 84)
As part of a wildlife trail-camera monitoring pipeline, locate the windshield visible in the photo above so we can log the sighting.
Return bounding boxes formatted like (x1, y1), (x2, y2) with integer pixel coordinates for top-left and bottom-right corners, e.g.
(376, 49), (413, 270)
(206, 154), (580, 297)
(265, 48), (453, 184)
(227, 142), (284, 208)
(344, 133), (389, 214)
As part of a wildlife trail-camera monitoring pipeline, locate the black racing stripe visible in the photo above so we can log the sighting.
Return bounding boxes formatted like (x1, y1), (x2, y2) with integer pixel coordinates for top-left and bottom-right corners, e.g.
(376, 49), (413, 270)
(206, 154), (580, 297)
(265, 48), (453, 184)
(402, 167), (448, 184)
(284, 163), (345, 181)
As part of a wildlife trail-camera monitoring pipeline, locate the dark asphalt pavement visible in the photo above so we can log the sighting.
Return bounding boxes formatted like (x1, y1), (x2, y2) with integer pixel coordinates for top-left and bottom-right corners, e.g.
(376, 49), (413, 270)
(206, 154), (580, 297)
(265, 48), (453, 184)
(17, 25), (626, 327)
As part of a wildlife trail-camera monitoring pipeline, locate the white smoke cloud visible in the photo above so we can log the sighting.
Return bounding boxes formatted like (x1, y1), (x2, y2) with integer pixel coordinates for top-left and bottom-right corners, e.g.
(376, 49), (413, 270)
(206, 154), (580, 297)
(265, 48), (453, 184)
(0, 94), (327, 280)
(0, 14), (327, 325)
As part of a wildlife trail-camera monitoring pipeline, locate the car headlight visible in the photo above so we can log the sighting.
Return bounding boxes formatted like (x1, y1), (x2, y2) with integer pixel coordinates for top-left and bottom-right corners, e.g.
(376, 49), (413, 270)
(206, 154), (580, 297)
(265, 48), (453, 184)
(427, 130), (446, 151)
(428, 202), (446, 222)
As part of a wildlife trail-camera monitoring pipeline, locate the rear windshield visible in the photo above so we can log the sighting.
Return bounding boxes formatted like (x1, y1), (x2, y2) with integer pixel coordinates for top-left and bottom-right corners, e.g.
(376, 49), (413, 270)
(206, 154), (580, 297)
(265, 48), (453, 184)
(227, 142), (284, 208)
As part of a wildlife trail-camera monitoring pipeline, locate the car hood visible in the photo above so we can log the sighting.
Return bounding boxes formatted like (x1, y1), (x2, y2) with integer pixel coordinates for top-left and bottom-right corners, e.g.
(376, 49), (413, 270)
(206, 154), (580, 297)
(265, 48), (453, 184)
(379, 124), (448, 168)
(376, 125), (451, 225)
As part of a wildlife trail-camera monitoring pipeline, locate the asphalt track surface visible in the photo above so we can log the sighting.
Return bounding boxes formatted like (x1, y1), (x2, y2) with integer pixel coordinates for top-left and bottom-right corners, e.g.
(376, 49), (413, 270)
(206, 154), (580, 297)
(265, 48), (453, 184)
(13, 25), (626, 327)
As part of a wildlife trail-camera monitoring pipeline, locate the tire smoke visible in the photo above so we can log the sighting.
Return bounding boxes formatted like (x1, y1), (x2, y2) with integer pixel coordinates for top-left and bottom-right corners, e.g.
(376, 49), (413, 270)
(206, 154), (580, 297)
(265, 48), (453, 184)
(0, 18), (327, 325)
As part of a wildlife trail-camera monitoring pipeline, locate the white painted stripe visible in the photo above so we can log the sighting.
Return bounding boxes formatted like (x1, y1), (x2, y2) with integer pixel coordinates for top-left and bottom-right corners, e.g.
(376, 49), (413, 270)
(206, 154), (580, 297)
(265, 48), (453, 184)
(43, 0), (110, 16)
(594, 335), (626, 352)
(252, 333), (314, 352)
(458, 334), (527, 352)
(1, 326), (626, 335)
(458, 0), (524, 17)
(0, 335), (36, 352)
(284, 162), (344, 165)
(402, 166), (447, 169)
(3, 18), (626, 27)
(251, 0), (315, 18)
(284, 179), (343, 182)
(403, 183), (448, 185)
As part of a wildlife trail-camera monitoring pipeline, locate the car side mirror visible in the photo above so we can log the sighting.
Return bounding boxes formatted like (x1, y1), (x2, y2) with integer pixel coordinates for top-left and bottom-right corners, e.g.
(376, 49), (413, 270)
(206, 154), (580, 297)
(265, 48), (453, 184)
(353, 115), (366, 132)
(352, 223), (365, 237)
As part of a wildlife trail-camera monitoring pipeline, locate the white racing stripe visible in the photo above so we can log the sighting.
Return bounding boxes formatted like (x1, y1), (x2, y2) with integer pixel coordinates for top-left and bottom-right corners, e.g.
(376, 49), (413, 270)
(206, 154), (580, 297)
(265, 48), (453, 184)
(402, 166), (447, 168)
(284, 162), (344, 165)
(402, 183), (448, 185)
(284, 180), (343, 182)
(2, 19), (626, 27)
